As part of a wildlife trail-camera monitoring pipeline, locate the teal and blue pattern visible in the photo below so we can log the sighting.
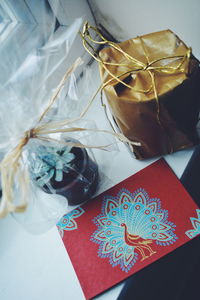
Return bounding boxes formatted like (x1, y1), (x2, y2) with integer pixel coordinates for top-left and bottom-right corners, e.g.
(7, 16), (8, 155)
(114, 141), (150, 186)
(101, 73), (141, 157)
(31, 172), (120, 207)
(185, 209), (200, 239)
(91, 188), (177, 272)
(30, 145), (75, 188)
(57, 207), (84, 238)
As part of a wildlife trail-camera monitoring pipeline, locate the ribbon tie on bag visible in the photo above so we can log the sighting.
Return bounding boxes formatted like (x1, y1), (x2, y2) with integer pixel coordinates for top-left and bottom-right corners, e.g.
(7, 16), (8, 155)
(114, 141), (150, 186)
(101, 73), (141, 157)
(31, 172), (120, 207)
(0, 58), (86, 217)
(0, 57), (141, 218)
(81, 22), (191, 93)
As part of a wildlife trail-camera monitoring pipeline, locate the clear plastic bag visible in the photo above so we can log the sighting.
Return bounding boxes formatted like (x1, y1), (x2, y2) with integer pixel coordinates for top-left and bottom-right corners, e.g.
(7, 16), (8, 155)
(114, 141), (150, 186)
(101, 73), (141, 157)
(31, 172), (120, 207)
(0, 18), (118, 233)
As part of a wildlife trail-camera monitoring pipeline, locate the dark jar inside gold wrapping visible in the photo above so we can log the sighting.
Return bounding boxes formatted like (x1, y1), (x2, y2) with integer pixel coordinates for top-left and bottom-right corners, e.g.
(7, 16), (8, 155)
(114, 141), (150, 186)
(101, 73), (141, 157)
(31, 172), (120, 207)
(99, 30), (200, 159)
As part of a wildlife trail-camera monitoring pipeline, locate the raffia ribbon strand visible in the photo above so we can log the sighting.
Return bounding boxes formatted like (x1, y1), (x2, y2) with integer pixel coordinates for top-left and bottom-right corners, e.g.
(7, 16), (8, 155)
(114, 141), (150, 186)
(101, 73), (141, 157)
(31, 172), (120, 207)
(0, 56), (141, 218)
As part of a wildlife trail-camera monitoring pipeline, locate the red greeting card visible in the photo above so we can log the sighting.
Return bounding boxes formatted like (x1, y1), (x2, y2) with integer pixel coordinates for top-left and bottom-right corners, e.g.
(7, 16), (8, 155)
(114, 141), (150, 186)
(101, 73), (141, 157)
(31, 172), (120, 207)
(57, 159), (200, 299)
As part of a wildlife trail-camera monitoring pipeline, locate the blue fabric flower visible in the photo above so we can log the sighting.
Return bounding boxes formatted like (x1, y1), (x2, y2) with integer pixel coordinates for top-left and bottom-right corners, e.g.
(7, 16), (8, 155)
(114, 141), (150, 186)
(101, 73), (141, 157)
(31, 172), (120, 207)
(30, 145), (75, 187)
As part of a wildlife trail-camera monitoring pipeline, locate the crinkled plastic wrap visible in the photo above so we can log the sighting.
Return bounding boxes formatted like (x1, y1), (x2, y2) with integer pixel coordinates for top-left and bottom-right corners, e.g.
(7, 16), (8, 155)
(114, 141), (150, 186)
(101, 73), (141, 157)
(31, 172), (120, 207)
(0, 18), (117, 234)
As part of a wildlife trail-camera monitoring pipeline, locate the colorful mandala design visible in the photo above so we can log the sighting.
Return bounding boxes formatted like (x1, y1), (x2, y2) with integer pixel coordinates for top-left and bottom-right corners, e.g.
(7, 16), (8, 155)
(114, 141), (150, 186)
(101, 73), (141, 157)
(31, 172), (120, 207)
(185, 209), (200, 239)
(57, 207), (84, 238)
(91, 188), (177, 272)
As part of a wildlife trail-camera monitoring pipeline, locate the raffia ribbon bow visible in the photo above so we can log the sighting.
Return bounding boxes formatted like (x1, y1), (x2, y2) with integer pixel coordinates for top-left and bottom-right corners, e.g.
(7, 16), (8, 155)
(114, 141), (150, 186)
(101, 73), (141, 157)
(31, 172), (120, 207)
(0, 57), (141, 218)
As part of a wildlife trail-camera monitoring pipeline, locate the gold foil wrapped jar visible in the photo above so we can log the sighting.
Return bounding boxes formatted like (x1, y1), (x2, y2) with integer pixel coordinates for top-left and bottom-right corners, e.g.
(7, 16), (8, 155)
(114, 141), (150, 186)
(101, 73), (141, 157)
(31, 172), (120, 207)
(98, 30), (200, 159)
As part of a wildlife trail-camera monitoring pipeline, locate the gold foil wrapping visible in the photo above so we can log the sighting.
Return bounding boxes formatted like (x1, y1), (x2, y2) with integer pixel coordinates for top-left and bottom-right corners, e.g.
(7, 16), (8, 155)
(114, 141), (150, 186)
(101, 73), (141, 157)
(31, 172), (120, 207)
(99, 30), (200, 159)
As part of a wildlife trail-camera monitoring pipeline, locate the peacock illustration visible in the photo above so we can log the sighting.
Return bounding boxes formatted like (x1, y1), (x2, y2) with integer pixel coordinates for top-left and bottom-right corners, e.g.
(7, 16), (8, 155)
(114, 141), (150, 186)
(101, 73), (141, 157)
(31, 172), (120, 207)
(91, 188), (177, 272)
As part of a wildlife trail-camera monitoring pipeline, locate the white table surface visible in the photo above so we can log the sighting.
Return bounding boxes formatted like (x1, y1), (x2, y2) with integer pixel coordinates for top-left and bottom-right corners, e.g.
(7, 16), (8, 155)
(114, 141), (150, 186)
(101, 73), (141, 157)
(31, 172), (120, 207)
(0, 63), (194, 300)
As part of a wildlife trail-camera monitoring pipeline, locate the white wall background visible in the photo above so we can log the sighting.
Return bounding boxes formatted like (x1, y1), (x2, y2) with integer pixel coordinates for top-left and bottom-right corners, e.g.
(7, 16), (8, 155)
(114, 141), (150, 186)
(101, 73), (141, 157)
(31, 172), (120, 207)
(89, 0), (200, 59)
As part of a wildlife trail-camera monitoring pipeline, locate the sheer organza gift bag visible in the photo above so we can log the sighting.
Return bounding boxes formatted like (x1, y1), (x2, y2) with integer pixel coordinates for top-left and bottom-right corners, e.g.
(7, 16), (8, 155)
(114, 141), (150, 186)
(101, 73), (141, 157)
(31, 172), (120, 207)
(0, 18), (118, 234)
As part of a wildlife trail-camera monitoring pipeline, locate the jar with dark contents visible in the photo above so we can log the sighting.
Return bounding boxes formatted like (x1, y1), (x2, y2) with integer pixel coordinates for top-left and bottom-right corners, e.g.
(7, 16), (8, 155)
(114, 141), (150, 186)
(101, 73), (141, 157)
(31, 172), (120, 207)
(29, 140), (99, 205)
